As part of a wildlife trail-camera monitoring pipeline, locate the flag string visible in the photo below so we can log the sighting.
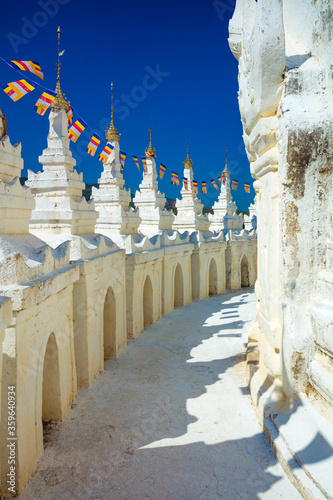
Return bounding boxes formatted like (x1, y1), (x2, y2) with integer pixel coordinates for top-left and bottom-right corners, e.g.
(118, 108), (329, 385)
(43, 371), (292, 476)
(0, 56), (252, 194)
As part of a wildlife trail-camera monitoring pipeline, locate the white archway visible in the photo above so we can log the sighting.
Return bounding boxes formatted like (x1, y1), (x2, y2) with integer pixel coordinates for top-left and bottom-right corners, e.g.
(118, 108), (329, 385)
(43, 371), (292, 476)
(103, 287), (117, 361)
(174, 263), (184, 308)
(42, 333), (61, 423)
(209, 258), (218, 296)
(143, 275), (154, 327)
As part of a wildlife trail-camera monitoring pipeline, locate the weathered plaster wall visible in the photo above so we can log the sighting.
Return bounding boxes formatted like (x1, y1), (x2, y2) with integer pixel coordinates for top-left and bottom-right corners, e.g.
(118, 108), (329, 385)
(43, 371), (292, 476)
(191, 238), (227, 300)
(125, 249), (164, 339)
(229, 0), (333, 496)
(0, 265), (79, 493)
(73, 249), (127, 387)
(162, 246), (193, 314)
(227, 239), (257, 291)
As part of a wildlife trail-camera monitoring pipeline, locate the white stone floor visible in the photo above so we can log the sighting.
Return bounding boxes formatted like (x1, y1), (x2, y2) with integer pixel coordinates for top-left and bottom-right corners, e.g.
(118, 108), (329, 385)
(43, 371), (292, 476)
(20, 290), (301, 500)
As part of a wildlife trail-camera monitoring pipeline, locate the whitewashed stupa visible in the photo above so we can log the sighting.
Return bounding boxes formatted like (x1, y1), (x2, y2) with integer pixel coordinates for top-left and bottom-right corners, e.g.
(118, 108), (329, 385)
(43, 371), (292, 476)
(173, 141), (209, 232)
(92, 83), (141, 237)
(209, 151), (243, 231)
(244, 200), (257, 232)
(133, 128), (174, 236)
(0, 109), (35, 234)
(27, 49), (97, 236)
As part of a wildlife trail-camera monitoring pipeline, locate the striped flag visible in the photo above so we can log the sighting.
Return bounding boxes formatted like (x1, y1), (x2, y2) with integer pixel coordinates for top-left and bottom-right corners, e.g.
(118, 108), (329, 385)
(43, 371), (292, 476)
(6, 60), (44, 79)
(66, 106), (73, 126)
(141, 156), (148, 173)
(202, 181), (207, 194)
(120, 151), (127, 171)
(132, 155), (140, 171)
(99, 143), (114, 163)
(211, 180), (219, 190)
(87, 133), (101, 156)
(171, 171), (180, 185)
(183, 177), (188, 190)
(2, 79), (36, 102)
(232, 180), (239, 191)
(159, 163), (166, 179)
(68, 118), (87, 142)
(193, 180), (198, 194)
(244, 183), (251, 193)
(219, 173), (226, 185)
(34, 90), (57, 115)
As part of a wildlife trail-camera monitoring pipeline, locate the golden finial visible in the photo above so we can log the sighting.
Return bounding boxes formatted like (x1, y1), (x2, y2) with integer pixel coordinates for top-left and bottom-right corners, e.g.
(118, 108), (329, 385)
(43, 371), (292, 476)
(50, 26), (70, 110)
(223, 145), (230, 174)
(183, 132), (193, 169)
(106, 82), (120, 142)
(145, 117), (156, 157)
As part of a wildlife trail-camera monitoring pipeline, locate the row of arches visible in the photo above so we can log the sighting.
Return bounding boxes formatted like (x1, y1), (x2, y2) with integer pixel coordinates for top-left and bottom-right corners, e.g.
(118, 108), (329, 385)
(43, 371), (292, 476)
(41, 253), (252, 429)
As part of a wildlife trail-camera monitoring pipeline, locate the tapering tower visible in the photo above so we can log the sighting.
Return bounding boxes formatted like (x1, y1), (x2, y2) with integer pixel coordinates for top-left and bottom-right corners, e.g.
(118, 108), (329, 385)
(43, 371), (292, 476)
(173, 135), (209, 232)
(92, 83), (141, 237)
(134, 124), (174, 236)
(0, 110), (35, 234)
(209, 147), (243, 231)
(27, 26), (97, 236)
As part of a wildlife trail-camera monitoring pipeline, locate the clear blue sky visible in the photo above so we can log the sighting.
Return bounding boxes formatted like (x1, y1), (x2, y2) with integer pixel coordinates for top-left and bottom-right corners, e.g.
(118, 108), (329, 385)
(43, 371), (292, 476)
(0, 0), (254, 211)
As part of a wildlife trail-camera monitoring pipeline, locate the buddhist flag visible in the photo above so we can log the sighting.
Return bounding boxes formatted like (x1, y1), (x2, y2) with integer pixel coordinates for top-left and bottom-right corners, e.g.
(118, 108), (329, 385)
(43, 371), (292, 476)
(132, 155), (140, 171)
(159, 163), (166, 179)
(34, 90), (57, 115)
(171, 171), (179, 185)
(141, 156), (148, 173)
(219, 173), (226, 185)
(99, 143), (114, 163)
(87, 133), (101, 156)
(6, 60), (44, 79)
(202, 181), (207, 194)
(183, 177), (188, 190)
(211, 179), (219, 190)
(120, 151), (127, 170)
(68, 118), (87, 142)
(193, 180), (198, 194)
(2, 79), (36, 102)
(244, 183), (251, 193)
(66, 106), (73, 126)
(232, 180), (239, 191)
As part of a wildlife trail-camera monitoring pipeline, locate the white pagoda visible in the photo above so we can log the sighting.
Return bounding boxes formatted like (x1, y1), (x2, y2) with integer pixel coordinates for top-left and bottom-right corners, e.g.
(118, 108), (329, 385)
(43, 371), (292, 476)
(173, 141), (210, 232)
(27, 47), (97, 236)
(209, 150), (243, 232)
(92, 83), (141, 237)
(133, 128), (174, 236)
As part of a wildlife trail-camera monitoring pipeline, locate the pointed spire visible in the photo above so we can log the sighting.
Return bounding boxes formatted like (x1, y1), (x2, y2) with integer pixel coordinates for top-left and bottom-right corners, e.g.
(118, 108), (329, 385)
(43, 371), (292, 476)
(223, 145), (230, 174)
(183, 132), (193, 169)
(106, 82), (120, 142)
(145, 117), (156, 157)
(50, 26), (70, 110)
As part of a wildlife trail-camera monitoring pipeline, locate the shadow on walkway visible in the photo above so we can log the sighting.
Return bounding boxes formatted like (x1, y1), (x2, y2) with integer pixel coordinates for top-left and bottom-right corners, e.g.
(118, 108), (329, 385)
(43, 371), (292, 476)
(20, 289), (300, 500)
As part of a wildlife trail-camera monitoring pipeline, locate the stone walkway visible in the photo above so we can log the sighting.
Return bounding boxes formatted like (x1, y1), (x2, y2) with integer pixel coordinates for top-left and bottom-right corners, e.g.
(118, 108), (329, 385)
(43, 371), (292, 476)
(20, 290), (301, 500)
